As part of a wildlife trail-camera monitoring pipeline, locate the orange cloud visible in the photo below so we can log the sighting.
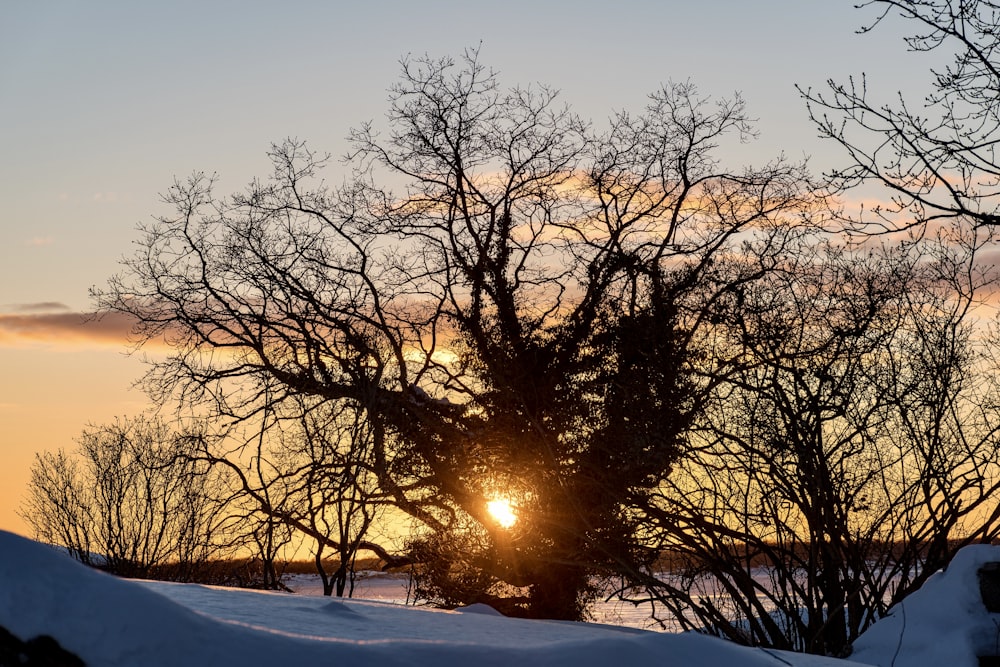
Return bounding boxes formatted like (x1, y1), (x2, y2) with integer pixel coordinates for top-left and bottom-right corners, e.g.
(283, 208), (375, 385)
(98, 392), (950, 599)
(0, 310), (138, 349)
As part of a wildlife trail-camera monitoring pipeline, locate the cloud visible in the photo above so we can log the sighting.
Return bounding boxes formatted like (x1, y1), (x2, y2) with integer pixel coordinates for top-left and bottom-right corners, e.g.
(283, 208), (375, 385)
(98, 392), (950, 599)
(24, 236), (54, 247)
(0, 311), (139, 349)
(6, 302), (71, 313)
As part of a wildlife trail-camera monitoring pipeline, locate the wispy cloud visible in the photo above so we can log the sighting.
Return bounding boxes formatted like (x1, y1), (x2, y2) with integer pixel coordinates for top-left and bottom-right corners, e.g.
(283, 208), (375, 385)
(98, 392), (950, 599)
(6, 302), (71, 313)
(0, 310), (138, 349)
(24, 236), (54, 247)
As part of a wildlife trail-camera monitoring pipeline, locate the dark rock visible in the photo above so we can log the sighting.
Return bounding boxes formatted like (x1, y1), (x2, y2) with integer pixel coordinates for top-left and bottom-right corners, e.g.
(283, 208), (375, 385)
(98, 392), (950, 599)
(980, 562), (1000, 613)
(0, 624), (85, 667)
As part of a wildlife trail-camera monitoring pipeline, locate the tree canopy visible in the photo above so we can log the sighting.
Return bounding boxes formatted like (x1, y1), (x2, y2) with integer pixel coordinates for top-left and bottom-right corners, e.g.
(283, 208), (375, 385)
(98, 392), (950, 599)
(87, 4), (1000, 645)
(96, 50), (819, 619)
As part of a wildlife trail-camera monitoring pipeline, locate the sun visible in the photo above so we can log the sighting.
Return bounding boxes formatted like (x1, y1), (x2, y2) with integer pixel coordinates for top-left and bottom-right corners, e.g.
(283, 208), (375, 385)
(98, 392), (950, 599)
(486, 497), (517, 529)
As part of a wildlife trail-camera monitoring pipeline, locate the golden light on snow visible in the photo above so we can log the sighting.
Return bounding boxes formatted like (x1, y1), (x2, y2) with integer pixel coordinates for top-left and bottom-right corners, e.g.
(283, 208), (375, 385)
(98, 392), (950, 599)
(486, 497), (517, 529)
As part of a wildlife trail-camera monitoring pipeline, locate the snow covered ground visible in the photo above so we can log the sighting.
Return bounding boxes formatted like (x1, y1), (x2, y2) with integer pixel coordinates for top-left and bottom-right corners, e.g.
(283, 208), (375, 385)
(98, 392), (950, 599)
(1, 529), (997, 666)
(283, 570), (668, 630)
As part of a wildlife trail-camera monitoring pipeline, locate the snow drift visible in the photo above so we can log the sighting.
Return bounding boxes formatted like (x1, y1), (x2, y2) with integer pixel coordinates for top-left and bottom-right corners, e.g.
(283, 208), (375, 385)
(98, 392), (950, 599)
(11, 528), (1000, 666)
(0, 529), (869, 666)
(850, 544), (1000, 667)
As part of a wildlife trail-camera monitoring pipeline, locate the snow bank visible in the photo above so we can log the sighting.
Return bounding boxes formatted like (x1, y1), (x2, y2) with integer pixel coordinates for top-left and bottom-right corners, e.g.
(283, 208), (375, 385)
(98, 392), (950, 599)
(851, 544), (1000, 667)
(0, 530), (865, 666)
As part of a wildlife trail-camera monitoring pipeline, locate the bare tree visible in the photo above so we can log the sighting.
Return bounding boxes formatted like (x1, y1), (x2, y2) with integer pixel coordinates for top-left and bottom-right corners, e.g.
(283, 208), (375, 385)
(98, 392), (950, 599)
(801, 0), (1000, 233)
(178, 394), (397, 594)
(627, 223), (1000, 655)
(95, 49), (821, 619)
(20, 415), (233, 580)
(21, 449), (94, 566)
(290, 400), (384, 597)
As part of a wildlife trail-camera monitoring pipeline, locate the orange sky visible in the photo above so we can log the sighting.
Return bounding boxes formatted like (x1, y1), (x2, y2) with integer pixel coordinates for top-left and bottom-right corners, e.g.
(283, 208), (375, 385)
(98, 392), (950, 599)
(0, 311), (149, 536)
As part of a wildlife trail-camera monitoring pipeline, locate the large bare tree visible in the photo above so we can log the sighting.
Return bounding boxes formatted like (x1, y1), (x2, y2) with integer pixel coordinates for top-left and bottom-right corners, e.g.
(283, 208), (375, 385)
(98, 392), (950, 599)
(96, 50), (819, 619)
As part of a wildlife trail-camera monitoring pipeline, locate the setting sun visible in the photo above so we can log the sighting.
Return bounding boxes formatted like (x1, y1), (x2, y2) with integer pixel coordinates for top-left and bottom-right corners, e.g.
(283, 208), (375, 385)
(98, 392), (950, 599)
(486, 498), (517, 529)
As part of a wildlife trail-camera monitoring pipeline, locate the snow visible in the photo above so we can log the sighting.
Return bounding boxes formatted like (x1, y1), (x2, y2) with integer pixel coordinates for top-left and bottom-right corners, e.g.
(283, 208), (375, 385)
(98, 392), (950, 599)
(850, 545), (1000, 667)
(1, 529), (996, 666)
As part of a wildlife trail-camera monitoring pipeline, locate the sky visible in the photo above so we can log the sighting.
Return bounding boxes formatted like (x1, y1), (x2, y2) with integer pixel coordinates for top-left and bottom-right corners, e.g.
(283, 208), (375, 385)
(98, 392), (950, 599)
(0, 1), (941, 538)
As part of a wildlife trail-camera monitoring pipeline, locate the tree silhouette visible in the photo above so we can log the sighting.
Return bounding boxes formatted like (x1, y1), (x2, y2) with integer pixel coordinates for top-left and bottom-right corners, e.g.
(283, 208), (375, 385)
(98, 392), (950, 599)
(95, 50), (819, 619)
(802, 0), (1000, 233)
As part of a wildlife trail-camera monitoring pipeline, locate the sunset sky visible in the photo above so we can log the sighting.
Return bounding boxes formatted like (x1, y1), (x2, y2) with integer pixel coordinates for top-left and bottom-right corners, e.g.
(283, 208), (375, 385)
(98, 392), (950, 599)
(0, 1), (939, 537)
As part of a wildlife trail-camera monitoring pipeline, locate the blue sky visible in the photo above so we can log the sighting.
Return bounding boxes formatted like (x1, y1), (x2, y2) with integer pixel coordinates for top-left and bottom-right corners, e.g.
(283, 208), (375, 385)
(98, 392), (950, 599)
(0, 0), (939, 535)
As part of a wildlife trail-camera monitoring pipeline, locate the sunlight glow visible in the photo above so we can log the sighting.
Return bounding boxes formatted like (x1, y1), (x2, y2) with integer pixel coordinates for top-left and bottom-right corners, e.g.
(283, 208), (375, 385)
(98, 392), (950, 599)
(486, 498), (517, 529)
(402, 346), (459, 365)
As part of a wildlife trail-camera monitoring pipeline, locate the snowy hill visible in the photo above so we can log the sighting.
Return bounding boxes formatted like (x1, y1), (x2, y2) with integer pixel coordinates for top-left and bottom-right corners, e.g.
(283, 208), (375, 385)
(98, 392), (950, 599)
(850, 544), (1000, 666)
(1, 529), (995, 666)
